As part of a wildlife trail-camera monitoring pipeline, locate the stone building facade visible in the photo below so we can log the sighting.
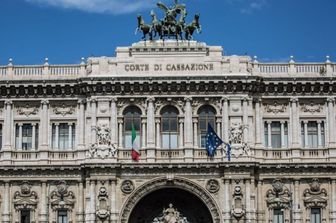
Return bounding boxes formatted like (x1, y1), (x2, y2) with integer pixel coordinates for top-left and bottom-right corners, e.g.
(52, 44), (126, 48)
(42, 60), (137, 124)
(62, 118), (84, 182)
(0, 40), (336, 223)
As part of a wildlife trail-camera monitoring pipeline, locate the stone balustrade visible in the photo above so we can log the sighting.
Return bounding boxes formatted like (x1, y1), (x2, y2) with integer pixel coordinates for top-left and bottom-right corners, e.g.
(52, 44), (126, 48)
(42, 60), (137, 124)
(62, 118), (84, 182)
(0, 147), (333, 166)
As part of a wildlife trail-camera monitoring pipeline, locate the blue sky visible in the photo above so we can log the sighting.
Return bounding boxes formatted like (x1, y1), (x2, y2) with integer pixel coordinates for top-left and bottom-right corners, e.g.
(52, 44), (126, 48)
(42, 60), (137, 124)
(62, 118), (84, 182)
(0, 0), (335, 65)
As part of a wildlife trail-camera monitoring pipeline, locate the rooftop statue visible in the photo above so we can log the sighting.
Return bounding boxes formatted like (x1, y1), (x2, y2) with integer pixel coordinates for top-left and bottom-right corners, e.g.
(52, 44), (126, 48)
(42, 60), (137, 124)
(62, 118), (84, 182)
(136, 0), (201, 40)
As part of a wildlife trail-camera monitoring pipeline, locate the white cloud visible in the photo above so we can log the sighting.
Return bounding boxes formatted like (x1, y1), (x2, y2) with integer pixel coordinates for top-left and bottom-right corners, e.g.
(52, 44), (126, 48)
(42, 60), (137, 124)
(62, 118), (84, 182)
(24, 0), (157, 14)
(226, 0), (268, 14)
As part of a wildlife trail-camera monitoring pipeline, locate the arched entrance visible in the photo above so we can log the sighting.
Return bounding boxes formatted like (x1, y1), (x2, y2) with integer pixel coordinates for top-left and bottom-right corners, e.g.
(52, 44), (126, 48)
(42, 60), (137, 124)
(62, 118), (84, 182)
(129, 188), (212, 223)
(119, 177), (221, 223)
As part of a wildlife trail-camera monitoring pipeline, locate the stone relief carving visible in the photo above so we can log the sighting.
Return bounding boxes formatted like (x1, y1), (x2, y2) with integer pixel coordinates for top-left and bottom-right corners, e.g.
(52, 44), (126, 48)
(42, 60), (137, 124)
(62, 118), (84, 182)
(16, 104), (39, 116)
(50, 181), (75, 223)
(227, 122), (250, 158)
(266, 179), (291, 209)
(303, 178), (327, 208)
(206, 179), (220, 193)
(53, 103), (76, 116)
(301, 102), (323, 114)
(265, 101), (286, 114)
(231, 185), (245, 219)
(87, 124), (118, 159)
(13, 181), (38, 215)
(96, 187), (111, 221)
(121, 180), (135, 194)
(152, 203), (190, 223)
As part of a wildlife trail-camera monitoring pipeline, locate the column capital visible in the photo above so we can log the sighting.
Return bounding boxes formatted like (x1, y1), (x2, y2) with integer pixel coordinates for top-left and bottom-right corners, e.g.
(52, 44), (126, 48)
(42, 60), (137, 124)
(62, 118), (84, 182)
(317, 120), (323, 124)
(266, 120), (272, 124)
(242, 96), (249, 102)
(17, 123), (24, 126)
(327, 97), (335, 103)
(155, 117), (161, 123)
(117, 118), (123, 124)
(253, 97), (262, 103)
(303, 120), (309, 124)
(221, 97), (229, 103)
(77, 98), (87, 105)
(146, 96), (155, 103)
(4, 100), (12, 106)
(290, 97), (299, 103)
(89, 98), (97, 104)
(184, 96), (192, 102)
(192, 117), (198, 123)
(110, 97), (118, 103)
(280, 120), (286, 124)
(41, 99), (49, 105)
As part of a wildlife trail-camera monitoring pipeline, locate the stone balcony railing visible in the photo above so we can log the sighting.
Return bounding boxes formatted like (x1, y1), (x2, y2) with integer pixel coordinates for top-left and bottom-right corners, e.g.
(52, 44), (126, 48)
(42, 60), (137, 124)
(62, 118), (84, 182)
(0, 59), (335, 80)
(0, 147), (333, 166)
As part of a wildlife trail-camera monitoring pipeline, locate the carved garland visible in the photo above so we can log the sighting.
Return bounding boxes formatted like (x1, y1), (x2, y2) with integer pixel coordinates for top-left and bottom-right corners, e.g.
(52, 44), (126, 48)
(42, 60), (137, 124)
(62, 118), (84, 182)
(303, 179), (327, 208)
(119, 177), (221, 223)
(13, 181), (38, 211)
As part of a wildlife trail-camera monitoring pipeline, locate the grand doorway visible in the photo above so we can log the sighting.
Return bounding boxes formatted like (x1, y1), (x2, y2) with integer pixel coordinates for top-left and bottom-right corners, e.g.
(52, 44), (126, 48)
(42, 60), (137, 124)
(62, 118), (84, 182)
(128, 188), (213, 223)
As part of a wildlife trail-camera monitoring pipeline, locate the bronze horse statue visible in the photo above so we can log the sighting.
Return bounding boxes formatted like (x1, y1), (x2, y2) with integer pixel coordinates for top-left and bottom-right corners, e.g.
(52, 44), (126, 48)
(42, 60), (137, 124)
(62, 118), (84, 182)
(135, 15), (153, 40)
(175, 8), (187, 40)
(150, 10), (163, 39)
(184, 13), (201, 40)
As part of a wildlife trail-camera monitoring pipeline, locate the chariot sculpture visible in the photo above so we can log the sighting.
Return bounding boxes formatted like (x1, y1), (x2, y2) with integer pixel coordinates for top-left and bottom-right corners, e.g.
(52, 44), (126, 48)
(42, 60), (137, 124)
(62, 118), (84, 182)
(136, 0), (201, 40)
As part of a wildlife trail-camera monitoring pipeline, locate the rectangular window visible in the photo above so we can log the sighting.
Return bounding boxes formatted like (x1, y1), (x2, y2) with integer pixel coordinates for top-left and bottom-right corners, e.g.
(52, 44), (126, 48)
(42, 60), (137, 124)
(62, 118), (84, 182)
(273, 209), (284, 223)
(264, 121), (288, 148)
(52, 123), (76, 150)
(58, 210), (68, 223)
(301, 121), (324, 148)
(311, 208), (321, 223)
(21, 209), (30, 223)
(15, 124), (39, 150)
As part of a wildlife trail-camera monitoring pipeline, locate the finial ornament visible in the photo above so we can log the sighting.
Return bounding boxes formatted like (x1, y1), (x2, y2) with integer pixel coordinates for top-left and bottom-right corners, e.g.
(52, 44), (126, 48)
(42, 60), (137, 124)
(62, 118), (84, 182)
(136, 0), (201, 40)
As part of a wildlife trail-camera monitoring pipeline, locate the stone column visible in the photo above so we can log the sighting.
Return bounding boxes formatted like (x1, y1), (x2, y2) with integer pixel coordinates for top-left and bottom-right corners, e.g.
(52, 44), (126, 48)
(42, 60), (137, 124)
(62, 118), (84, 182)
(267, 121), (272, 149)
(32, 123), (36, 150)
(2, 181), (10, 223)
(78, 99), (86, 148)
(281, 121), (286, 148)
(222, 97), (229, 142)
(303, 121), (308, 148)
(184, 97), (193, 147)
(216, 117), (221, 137)
(68, 123), (73, 149)
(317, 120), (322, 148)
(77, 181), (84, 222)
(54, 123), (59, 150)
(155, 117), (161, 148)
(118, 118), (123, 148)
(331, 179), (336, 223)
(91, 99), (97, 145)
(89, 180), (96, 222)
(40, 99), (49, 149)
(141, 118), (147, 148)
(328, 97), (336, 147)
(245, 179), (251, 222)
(18, 123), (23, 150)
(243, 98), (249, 143)
(110, 98), (118, 145)
(111, 180), (117, 223)
(223, 179), (231, 222)
(293, 180), (301, 223)
(291, 98), (300, 148)
(85, 179), (91, 222)
(257, 180), (264, 223)
(3, 100), (12, 150)
(193, 117), (198, 148)
(255, 98), (262, 147)
(146, 97), (155, 148)
(39, 181), (48, 223)
(179, 117), (184, 149)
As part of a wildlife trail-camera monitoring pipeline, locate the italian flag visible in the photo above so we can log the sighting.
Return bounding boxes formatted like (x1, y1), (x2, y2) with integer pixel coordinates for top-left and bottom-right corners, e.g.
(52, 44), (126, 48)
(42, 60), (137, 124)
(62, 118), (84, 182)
(131, 125), (140, 161)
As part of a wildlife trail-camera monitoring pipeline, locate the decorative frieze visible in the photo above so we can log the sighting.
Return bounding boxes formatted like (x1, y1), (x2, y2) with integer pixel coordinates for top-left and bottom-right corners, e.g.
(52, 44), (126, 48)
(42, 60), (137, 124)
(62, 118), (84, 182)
(265, 101), (286, 114)
(52, 103), (76, 116)
(301, 102), (323, 114)
(16, 104), (39, 116)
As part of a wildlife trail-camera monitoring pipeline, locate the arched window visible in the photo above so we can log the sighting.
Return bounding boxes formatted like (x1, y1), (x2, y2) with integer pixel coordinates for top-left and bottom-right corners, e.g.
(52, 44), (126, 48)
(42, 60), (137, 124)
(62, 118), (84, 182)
(161, 106), (179, 149)
(198, 105), (216, 147)
(123, 106), (142, 149)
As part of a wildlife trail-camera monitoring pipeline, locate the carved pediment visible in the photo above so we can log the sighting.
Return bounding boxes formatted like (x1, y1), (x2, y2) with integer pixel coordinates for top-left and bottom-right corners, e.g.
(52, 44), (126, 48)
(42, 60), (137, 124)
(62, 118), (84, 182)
(303, 179), (328, 208)
(52, 103), (76, 116)
(50, 181), (75, 211)
(265, 101), (286, 114)
(301, 103), (323, 114)
(13, 182), (38, 210)
(266, 179), (291, 209)
(16, 104), (39, 116)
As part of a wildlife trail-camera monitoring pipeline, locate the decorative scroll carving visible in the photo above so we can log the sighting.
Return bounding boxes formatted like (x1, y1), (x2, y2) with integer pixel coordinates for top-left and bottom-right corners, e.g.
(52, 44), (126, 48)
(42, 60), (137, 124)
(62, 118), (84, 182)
(13, 181), (38, 211)
(265, 101), (286, 114)
(152, 203), (190, 223)
(227, 122), (250, 158)
(266, 179), (291, 209)
(121, 180), (135, 194)
(50, 181), (75, 211)
(303, 179), (327, 208)
(87, 124), (118, 159)
(206, 179), (220, 193)
(96, 187), (111, 220)
(16, 104), (39, 116)
(53, 103), (76, 116)
(229, 123), (243, 144)
(231, 185), (245, 219)
(301, 102), (323, 114)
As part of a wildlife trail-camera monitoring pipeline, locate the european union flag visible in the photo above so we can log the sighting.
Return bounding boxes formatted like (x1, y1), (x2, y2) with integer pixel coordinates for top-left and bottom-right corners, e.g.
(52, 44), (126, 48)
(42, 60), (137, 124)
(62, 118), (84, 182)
(205, 123), (223, 157)
(227, 144), (231, 161)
